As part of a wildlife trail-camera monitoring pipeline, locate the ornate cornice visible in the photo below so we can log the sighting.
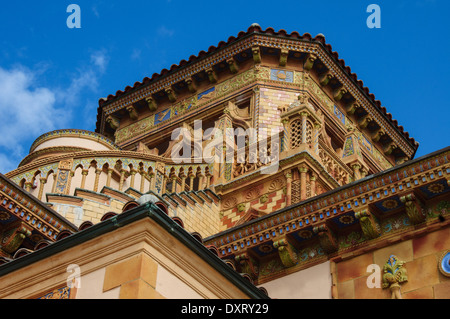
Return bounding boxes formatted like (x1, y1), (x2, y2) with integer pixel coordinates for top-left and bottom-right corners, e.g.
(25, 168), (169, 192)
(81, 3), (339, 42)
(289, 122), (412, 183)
(97, 26), (417, 158)
(205, 147), (450, 283)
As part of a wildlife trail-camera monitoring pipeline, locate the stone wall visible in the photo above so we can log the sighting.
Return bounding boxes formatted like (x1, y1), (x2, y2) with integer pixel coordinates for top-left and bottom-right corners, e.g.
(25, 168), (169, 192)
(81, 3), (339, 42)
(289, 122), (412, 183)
(333, 225), (450, 299)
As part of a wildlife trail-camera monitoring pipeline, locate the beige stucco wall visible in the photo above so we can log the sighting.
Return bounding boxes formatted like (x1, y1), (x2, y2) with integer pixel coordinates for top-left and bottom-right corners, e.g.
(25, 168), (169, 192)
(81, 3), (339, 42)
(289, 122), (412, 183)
(260, 261), (332, 299)
(33, 136), (114, 152)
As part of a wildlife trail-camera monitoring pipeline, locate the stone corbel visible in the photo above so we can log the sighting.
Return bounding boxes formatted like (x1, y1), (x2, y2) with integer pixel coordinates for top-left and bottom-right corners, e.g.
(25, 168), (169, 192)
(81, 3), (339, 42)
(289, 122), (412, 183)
(345, 102), (361, 115)
(0, 221), (33, 256)
(313, 224), (338, 254)
(126, 105), (139, 120)
(206, 67), (217, 83)
(358, 115), (373, 129)
(303, 53), (317, 71)
(355, 209), (381, 239)
(227, 58), (239, 74)
(273, 237), (298, 267)
(145, 96), (158, 112)
(186, 77), (197, 93)
(252, 46), (261, 64)
(165, 87), (177, 102)
(372, 129), (385, 142)
(319, 71), (333, 86)
(279, 48), (289, 67)
(235, 252), (259, 280)
(106, 115), (120, 130)
(334, 88), (347, 101)
(400, 193), (426, 224)
(383, 143), (397, 156)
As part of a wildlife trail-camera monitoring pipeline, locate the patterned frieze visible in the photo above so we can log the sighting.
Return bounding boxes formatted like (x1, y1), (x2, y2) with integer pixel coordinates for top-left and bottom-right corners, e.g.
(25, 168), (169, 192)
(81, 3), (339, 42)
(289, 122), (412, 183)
(206, 148), (450, 272)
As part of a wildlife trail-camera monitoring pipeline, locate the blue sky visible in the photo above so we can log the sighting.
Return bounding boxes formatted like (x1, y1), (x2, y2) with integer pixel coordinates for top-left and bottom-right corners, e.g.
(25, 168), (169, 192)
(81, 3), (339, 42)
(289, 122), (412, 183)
(0, 0), (448, 173)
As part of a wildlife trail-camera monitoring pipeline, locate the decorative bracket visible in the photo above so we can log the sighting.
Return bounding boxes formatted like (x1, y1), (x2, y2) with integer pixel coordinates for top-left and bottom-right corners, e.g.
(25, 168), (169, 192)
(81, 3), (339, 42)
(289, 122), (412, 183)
(235, 252), (259, 280)
(126, 105), (138, 120)
(252, 46), (261, 64)
(273, 237), (298, 268)
(313, 224), (338, 254)
(319, 71), (333, 86)
(358, 115), (373, 129)
(400, 193), (426, 224)
(333, 88), (348, 101)
(165, 87), (177, 102)
(345, 102), (361, 115)
(186, 77), (197, 93)
(303, 53), (317, 70)
(355, 209), (381, 239)
(279, 48), (289, 67)
(145, 96), (158, 112)
(227, 58), (239, 74)
(106, 115), (120, 130)
(384, 143), (397, 156)
(0, 221), (33, 256)
(206, 67), (217, 83)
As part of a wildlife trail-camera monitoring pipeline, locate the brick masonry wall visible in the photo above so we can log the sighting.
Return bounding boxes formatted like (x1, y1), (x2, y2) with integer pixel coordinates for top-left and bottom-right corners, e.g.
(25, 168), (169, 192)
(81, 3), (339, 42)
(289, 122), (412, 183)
(334, 225), (450, 299)
(257, 87), (298, 138)
(171, 200), (221, 238)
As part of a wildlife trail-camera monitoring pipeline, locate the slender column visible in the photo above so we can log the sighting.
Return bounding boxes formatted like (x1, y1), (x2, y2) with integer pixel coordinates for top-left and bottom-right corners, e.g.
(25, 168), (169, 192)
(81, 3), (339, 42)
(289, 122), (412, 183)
(313, 123), (321, 155)
(149, 172), (155, 192)
(80, 169), (89, 189)
(93, 168), (102, 192)
(285, 170), (292, 206)
(205, 174), (211, 189)
(300, 112), (308, 144)
(38, 178), (47, 201)
(118, 169), (127, 192)
(351, 163), (361, 181)
(129, 169), (137, 189)
(198, 175), (205, 190)
(189, 174), (195, 190)
(140, 172), (147, 193)
(299, 165), (308, 200)
(310, 174), (316, 198)
(106, 168), (113, 187)
(171, 176), (177, 193)
(180, 174), (186, 192)
(51, 174), (57, 193)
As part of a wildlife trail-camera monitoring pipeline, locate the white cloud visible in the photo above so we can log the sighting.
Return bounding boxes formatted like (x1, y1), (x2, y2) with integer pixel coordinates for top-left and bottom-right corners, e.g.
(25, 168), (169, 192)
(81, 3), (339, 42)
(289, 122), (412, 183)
(90, 50), (109, 73)
(0, 49), (110, 174)
(157, 25), (175, 37)
(0, 66), (68, 172)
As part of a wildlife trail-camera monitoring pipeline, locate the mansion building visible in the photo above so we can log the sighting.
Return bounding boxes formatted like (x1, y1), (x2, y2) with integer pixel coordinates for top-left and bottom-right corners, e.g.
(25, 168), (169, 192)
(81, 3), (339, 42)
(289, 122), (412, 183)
(0, 24), (449, 299)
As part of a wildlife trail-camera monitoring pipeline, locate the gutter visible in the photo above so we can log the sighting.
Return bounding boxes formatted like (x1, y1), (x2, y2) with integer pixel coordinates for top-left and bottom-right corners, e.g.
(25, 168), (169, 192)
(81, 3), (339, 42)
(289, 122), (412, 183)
(0, 202), (268, 299)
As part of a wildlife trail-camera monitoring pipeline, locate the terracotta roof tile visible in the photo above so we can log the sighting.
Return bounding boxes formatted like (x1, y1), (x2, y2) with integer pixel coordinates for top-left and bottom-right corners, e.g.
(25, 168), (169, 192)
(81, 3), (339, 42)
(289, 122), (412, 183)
(97, 25), (418, 150)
